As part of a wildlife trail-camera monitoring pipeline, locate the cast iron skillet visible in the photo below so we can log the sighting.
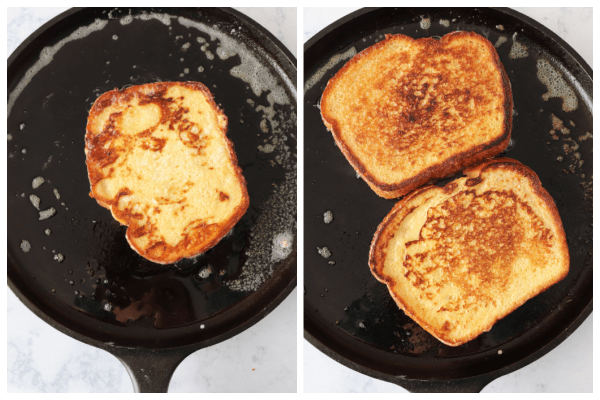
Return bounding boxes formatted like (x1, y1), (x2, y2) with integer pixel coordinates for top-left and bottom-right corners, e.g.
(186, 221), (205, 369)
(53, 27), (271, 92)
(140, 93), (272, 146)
(304, 7), (592, 392)
(8, 7), (296, 392)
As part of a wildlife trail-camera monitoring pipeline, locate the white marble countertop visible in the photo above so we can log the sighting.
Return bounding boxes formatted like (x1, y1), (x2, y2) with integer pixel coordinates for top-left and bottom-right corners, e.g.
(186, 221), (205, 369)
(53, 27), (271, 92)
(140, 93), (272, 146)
(7, 7), (297, 393)
(303, 7), (592, 393)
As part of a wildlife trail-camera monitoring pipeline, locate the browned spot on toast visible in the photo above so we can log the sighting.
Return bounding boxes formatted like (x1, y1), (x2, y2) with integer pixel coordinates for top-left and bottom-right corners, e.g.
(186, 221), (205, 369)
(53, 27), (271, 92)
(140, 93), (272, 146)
(140, 137), (166, 152)
(219, 191), (229, 201)
(87, 111), (123, 176)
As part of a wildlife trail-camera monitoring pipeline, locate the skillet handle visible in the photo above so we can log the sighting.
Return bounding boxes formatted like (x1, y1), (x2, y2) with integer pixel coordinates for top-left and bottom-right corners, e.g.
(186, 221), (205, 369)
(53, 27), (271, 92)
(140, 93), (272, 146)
(392, 374), (497, 393)
(107, 346), (193, 393)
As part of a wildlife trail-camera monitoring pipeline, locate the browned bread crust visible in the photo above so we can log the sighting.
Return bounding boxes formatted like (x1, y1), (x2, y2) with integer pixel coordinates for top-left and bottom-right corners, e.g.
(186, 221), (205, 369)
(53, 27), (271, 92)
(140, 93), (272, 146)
(369, 158), (569, 346)
(85, 82), (249, 264)
(321, 31), (513, 199)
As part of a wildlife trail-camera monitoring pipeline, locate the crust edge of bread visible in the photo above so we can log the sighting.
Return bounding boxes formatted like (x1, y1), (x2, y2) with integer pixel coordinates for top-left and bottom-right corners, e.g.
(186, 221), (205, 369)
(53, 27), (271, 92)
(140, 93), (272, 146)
(85, 81), (250, 265)
(368, 158), (570, 346)
(321, 31), (513, 199)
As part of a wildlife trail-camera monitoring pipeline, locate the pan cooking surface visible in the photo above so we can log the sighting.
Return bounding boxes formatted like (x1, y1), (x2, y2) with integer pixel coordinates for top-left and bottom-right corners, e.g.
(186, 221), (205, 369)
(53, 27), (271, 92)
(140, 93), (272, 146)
(304, 8), (591, 380)
(8, 8), (296, 348)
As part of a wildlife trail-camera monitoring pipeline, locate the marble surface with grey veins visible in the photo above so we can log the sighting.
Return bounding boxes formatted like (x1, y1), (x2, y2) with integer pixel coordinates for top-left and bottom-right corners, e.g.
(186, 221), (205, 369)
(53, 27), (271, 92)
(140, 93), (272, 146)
(304, 7), (592, 393)
(7, 7), (297, 393)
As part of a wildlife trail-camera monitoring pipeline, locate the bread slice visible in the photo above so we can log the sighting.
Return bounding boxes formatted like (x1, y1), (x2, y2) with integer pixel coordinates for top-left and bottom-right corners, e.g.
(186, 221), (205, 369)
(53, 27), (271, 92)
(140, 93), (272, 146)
(369, 158), (569, 346)
(321, 31), (513, 198)
(85, 82), (249, 264)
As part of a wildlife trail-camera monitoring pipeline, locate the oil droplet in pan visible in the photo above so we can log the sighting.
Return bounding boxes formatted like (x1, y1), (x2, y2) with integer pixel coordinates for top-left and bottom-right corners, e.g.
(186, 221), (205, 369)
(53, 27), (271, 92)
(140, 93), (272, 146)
(29, 194), (41, 210)
(120, 15), (133, 25)
(317, 247), (332, 258)
(32, 176), (45, 189)
(271, 231), (294, 263)
(323, 211), (333, 224)
(198, 266), (212, 279)
(39, 207), (56, 220)
(20, 240), (31, 252)
(257, 143), (274, 153)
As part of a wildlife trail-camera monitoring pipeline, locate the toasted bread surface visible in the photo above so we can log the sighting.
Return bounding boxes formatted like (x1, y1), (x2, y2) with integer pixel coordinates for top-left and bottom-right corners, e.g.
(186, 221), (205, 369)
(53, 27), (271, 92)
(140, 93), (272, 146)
(321, 31), (512, 198)
(369, 158), (569, 346)
(86, 82), (249, 264)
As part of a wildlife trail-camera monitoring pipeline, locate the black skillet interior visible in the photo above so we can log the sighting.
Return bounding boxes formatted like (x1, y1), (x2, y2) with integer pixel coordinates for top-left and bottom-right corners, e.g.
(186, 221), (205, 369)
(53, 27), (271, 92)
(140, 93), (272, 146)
(8, 7), (297, 351)
(304, 7), (592, 387)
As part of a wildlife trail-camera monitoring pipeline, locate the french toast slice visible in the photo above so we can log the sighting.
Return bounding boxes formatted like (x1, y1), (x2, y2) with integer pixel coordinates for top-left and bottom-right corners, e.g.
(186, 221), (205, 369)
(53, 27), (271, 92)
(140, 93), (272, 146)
(85, 82), (249, 264)
(369, 158), (569, 346)
(321, 31), (512, 198)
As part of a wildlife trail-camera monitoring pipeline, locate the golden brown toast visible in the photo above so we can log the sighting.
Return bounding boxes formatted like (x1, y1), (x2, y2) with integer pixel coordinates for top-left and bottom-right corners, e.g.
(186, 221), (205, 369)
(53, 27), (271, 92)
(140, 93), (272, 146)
(321, 31), (513, 198)
(369, 158), (569, 346)
(85, 82), (249, 264)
